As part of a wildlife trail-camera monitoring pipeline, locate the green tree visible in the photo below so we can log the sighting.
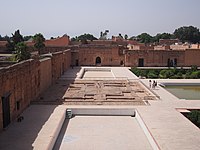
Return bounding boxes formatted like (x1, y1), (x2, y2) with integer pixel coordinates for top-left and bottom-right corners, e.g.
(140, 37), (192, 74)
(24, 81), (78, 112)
(159, 69), (175, 78)
(153, 33), (174, 42)
(71, 34), (97, 42)
(6, 30), (24, 51)
(77, 33), (98, 42)
(187, 110), (200, 128)
(12, 30), (24, 44)
(147, 71), (158, 78)
(174, 26), (200, 43)
(33, 33), (45, 54)
(24, 35), (33, 41)
(0, 35), (10, 41)
(15, 42), (31, 61)
(137, 33), (153, 44)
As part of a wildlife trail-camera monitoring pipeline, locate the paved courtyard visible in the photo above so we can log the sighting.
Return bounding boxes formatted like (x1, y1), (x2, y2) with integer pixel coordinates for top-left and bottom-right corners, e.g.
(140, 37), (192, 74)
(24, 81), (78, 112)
(35, 67), (157, 105)
(1, 67), (200, 150)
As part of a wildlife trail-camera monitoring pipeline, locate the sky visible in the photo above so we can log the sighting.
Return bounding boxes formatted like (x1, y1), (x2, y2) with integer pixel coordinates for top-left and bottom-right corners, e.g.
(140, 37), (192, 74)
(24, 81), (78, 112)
(0, 0), (200, 39)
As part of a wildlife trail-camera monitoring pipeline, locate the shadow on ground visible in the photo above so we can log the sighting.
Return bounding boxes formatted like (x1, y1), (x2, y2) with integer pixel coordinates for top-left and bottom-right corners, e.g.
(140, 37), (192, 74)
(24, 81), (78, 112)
(53, 119), (70, 150)
(0, 105), (58, 150)
(33, 67), (82, 104)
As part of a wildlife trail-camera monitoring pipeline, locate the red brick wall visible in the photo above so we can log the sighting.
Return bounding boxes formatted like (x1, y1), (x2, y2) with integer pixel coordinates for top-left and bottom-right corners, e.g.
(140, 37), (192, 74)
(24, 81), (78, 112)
(185, 49), (200, 66)
(0, 49), (71, 130)
(39, 58), (52, 93)
(72, 45), (125, 66)
(0, 59), (40, 129)
(51, 50), (71, 83)
(125, 50), (185, 67)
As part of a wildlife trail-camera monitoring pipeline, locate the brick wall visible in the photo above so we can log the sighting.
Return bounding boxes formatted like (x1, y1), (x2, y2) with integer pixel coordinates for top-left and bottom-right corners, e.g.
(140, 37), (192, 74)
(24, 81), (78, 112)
(39, 58), (52, 93)
(185, 49), (200, 66)
(0, 49), (71, 130)
(125, 50), (185, 67)
(72, 45), (125, 66)
(51, 50), (71, 83)
(0, 59), (40, 129)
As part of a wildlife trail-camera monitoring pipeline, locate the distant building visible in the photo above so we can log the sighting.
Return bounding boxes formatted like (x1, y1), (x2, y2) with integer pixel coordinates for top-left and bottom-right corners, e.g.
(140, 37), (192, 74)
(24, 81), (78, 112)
(159, 39), (179, 45)
(1, 36), (200, 68)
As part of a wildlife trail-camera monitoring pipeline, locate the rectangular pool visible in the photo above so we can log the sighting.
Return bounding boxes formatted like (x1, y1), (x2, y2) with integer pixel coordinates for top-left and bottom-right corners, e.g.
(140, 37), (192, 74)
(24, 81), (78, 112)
(165, 85), (200, 100)
(53, 116), (153, 150)
(82, 68), (115, 79)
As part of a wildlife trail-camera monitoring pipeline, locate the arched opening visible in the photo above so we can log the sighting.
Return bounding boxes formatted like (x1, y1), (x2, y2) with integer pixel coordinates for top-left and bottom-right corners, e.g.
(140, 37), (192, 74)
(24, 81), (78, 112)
(96, 57), (101, 65)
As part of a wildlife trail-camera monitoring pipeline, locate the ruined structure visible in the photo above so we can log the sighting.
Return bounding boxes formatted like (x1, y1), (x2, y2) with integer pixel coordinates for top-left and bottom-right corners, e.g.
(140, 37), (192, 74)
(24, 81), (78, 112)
(63, 80), (155, 105)
(1, 34), (200, 130)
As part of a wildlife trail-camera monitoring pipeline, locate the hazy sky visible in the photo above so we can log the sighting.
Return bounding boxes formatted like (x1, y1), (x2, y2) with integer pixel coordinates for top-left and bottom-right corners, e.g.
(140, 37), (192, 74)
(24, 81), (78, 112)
(0, 0), (200, 39)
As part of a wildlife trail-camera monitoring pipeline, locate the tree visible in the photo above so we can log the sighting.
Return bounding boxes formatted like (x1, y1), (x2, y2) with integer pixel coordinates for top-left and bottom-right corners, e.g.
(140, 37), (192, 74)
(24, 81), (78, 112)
(6, 30), (24, 51)
(71, 34), (97, 43)
(153, 33), (174, 42)
(124, 34), (128, 40)
(33, 33), (45, 54)
(12, 30), (24, 44)
(24, 35), (33, 41)
(174, 26), (200, 43)
(137, 33), (153, 44)
(15, 42), (31, 61)
(6, 40), (15, 51)
(78, 33), (97, 41)
(99, 30), (109, 40)
(119, 33), (123, 39)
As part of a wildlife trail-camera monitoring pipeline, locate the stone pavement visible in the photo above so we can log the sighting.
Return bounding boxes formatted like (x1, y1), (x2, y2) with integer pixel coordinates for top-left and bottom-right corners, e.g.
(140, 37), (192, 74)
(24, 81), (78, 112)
(138, 79), (200, 150)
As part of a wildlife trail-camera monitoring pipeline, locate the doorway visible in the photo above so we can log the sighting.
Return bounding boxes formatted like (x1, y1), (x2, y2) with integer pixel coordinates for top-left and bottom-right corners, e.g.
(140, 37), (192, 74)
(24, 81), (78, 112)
(2, 93), (11, 128)
(138, 58), (144, 67)
(96, 57), (101, 65)
(75, 59), (79, 66)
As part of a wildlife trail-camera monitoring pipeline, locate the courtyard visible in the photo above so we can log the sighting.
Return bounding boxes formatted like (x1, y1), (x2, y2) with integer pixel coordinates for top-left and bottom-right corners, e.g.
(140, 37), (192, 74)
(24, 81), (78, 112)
(0, 67), (200, 150)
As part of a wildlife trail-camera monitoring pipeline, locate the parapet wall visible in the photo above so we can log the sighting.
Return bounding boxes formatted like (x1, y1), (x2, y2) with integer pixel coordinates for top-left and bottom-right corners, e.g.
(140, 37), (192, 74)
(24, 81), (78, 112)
(0, 49), (71, 130)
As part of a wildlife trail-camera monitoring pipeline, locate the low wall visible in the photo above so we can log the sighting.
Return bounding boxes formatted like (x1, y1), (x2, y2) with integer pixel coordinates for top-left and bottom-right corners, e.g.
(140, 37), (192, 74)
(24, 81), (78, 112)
(136, 110), (160, 150)
(69, 108), (135, 116)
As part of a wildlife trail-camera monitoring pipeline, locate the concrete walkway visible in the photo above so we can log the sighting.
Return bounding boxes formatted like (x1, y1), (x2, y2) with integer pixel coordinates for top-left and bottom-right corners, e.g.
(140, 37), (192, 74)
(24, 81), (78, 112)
(138, 79), (200, 150)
